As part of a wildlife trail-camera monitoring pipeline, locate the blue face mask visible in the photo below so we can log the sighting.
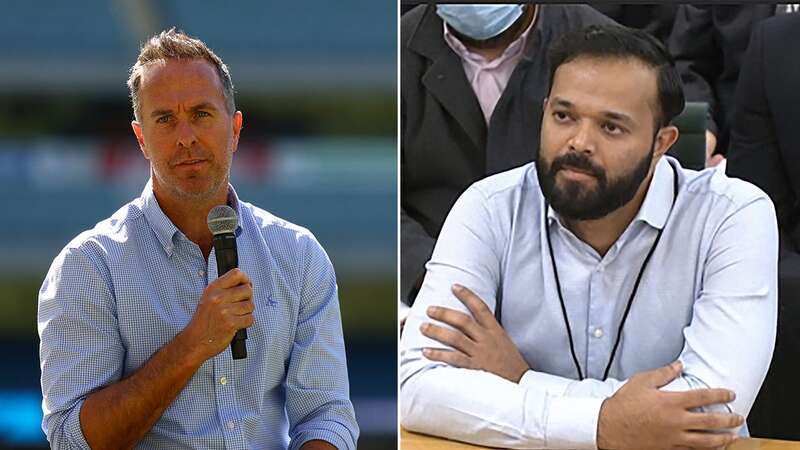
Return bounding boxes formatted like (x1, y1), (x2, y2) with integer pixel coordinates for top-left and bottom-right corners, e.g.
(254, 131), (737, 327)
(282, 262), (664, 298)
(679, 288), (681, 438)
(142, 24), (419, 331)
(436, 4), (524, 41)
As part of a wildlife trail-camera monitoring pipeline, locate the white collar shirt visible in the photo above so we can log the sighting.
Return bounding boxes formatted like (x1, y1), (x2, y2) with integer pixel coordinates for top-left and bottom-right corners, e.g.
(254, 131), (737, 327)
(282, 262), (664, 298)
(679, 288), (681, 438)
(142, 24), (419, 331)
(400, 156), (777, 449)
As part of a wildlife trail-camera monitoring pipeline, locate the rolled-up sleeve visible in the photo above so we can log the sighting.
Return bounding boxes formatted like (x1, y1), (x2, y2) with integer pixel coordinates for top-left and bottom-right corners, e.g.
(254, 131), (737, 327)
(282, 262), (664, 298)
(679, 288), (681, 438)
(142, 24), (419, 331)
(401, 185), (601, 449)
(38, 243), (124, 449)
(286, 233), (359, 450)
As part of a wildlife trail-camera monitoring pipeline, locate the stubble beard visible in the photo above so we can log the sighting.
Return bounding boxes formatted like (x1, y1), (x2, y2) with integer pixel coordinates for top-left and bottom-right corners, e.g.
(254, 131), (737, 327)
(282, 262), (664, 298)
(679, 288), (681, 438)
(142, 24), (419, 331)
(153, 152), (233, 205)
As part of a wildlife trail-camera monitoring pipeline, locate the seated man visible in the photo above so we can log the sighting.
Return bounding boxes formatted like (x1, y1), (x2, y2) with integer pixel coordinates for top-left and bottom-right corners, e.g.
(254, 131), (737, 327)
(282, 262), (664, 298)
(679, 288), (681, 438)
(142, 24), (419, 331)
(400, 25), (777, 449)
(401, 3), (614, 305)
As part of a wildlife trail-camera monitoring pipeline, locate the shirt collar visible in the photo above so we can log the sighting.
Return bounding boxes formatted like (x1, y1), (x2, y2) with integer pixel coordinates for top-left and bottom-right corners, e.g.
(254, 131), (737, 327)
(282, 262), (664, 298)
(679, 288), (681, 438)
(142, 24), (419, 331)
(546, 156), (676, 231)
(632, 156), (674, 230)
(140, 179), (245, 257)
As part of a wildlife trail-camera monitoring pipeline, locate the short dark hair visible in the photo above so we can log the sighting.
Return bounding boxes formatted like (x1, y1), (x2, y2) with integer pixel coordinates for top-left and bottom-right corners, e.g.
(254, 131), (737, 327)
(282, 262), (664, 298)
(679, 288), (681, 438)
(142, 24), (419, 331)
(546, 25), (685, 129)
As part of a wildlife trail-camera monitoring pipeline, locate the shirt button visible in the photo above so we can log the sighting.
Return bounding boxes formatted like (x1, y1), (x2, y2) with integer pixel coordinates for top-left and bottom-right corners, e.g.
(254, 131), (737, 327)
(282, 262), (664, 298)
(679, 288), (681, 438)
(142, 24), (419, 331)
(597, 265), (605, 272)
(593, 327), (604, 338)
(199, 269), (206, 277)
(227, 421), (235, 430)
(220, 376), (227, 385)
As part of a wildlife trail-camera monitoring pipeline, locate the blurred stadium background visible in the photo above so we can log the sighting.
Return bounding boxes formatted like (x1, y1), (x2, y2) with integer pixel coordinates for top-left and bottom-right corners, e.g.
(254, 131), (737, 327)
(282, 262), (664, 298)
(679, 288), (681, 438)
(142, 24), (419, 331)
(0, 1), (396, 449)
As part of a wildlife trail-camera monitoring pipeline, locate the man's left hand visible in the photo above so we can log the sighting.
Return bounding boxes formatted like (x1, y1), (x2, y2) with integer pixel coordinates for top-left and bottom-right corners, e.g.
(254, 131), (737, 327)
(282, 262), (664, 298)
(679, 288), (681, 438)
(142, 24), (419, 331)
(420, 284), (530, 383)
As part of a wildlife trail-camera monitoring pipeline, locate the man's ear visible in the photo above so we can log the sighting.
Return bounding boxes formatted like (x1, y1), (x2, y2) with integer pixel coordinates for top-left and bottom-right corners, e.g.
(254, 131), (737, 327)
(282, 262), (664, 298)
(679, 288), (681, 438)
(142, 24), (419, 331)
(654, 125), (679, 159)
(231, 111), (243, 153)
(131, 121), (149, 160)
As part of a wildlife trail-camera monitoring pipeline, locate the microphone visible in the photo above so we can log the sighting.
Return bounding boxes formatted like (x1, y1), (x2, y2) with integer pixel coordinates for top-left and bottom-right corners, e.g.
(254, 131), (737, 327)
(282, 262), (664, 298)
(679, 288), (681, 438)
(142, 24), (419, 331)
(207, 205), (247, 359)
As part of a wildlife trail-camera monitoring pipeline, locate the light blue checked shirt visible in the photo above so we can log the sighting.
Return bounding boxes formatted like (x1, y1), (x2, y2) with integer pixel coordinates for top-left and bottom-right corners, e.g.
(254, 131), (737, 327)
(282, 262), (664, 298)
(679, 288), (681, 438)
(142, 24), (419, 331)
(38, 180), (359, 450)
(401, 157), (777, 449)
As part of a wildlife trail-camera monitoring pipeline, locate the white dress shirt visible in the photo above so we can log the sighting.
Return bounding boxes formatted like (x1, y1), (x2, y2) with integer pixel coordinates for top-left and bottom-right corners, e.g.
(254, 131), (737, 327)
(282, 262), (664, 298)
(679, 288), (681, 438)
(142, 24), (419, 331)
(400, 156), (777, 449)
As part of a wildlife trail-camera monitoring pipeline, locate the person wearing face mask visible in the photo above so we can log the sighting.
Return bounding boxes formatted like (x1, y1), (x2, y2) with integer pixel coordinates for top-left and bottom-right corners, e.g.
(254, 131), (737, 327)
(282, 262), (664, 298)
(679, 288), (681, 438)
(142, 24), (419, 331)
(401, 4), (614, 309)
(400, 25), (776, 449)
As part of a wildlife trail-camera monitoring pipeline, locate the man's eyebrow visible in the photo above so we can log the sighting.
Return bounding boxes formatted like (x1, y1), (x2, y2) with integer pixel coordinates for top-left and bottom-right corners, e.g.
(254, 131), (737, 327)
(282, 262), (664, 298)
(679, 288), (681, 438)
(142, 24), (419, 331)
(551, 97), (635, 125)
(150, 108), (173, 118)
(551, 98), (574, 109)
(190, 102), (219, 112)
(602, 111), (635, 125)
(150, 103), (219, 118)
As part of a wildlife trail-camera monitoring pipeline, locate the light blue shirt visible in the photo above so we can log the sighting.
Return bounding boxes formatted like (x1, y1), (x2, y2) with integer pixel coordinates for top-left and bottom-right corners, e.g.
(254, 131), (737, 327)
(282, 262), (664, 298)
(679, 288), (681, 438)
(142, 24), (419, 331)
(38, 180), (359, 450)
(400, 157), (777, 449)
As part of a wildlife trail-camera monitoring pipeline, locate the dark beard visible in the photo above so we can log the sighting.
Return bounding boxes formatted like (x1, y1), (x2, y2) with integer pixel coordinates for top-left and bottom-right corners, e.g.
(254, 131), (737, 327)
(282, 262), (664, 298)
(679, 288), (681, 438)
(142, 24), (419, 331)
(536, 145), (654, 221)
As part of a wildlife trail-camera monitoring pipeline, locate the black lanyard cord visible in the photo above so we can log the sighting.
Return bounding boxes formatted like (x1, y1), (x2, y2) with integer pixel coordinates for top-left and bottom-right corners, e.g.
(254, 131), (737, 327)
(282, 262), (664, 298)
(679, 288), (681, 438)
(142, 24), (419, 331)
(544, 163), (679, 381)
(601, 222), (665, 380)
(545, 212), (584, 380)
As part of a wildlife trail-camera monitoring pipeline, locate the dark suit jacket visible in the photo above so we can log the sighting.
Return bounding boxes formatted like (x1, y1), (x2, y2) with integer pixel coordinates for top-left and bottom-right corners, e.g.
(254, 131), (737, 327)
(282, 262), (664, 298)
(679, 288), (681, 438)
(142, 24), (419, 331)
(726, 13), (800, 440)
(401, 4), (613, 302)
(668, 4), (775, 155)
(590, 4), (677, 44)
(728, 14), (800, 245)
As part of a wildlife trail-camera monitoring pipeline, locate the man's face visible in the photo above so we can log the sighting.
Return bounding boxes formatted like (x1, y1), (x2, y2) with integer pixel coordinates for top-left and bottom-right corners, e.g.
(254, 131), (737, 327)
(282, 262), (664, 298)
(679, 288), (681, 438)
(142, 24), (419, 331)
(132, 58), (242, 203)
(537, 56), (669, 221)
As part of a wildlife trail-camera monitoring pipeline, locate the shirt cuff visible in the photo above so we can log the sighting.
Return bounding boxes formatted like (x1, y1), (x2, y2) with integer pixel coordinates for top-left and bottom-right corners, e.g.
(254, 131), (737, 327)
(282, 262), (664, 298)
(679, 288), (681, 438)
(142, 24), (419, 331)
(544, 396), (605, 449)
(290, 428), (354, 450)
(519, 370), (572, 396)
(65, 399), (92, 449)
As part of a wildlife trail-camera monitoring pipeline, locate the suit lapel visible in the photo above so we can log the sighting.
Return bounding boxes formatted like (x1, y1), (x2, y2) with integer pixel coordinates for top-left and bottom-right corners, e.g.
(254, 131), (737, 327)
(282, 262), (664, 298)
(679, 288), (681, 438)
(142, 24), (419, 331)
(409, 6), (487, 152)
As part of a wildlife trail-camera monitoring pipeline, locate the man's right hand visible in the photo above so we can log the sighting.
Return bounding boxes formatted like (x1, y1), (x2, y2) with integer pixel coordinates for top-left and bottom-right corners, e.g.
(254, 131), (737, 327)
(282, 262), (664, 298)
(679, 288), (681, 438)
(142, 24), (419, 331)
(181, 268), (255, 362)
(597, 361), (744, 450)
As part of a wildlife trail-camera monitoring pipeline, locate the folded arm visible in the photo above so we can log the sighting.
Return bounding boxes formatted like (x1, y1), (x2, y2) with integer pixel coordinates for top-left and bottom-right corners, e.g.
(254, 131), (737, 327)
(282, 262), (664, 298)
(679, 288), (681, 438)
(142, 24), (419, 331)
(400, 186), (608, 448)
(400, 185), (777, 449)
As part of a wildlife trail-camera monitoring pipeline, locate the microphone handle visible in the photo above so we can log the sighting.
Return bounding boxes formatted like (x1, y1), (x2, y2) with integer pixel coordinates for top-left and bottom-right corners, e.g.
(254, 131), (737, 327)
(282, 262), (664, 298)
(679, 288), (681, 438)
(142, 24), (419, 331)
(213, 232), (247, 359)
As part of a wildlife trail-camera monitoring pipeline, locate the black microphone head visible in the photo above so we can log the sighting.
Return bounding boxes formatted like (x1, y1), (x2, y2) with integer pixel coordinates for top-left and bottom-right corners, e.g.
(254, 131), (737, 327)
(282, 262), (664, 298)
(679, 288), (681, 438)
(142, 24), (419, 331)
(207, 205), (238, 235)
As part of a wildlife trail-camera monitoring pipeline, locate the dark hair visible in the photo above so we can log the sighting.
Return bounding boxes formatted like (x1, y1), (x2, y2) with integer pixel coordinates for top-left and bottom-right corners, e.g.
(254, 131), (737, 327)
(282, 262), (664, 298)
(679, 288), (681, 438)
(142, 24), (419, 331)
(546, 25), (685, 129)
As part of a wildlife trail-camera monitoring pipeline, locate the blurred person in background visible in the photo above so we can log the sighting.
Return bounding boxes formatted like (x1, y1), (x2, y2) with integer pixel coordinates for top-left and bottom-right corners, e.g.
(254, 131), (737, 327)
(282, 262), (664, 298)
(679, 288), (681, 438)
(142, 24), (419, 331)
(726, 12), (800, 440)
(668, 4), (798, 169)
(401, 25), (777, 449)
(590, 4), (677, 45)
(37, 29), (357, 450)
(401, 3), (613, 309)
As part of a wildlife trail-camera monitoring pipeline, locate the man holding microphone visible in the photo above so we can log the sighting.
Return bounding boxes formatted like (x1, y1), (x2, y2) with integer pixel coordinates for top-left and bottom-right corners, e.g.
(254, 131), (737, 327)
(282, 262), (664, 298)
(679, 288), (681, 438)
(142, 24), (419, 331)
(38, 29), (358, 450)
